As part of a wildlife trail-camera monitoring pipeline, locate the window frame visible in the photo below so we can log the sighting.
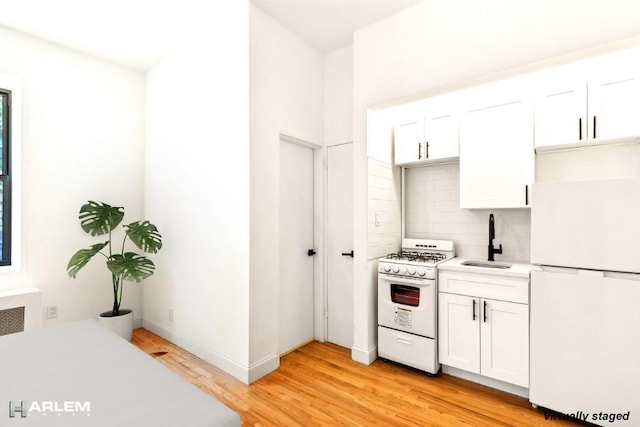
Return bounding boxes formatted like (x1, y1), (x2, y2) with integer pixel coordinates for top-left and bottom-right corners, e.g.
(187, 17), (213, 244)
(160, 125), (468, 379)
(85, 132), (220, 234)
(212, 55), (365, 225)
(0, 75), (21, 272)
(0, 88), (12, 266)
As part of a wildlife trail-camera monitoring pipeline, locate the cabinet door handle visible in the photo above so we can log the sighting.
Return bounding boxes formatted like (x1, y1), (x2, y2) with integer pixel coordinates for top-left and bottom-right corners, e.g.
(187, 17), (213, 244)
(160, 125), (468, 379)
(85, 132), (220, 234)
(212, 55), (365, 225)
(418, 142), (422, 160)
(472, 299), (476, 321)
(578, 117), (582, 140)
(593, 116), (597, 139)
(525, 185), (529, 205)
(483, 301), (488, 323)
(425, 141), (429, 159)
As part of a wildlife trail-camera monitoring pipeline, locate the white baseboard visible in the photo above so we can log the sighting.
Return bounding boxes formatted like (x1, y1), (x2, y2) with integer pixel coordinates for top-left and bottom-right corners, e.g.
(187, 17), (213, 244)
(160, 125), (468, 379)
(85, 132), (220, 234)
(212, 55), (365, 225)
(442, 365), (529, 398)
(352, 344), (377, 365)
(142, 319), (271, 384)
(133, 317), (143, 329)
(248, 353), (279, 383)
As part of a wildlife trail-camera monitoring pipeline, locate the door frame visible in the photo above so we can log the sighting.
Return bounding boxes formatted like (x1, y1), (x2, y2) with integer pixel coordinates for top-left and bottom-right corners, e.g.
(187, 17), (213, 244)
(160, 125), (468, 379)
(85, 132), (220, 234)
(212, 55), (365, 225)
(279, 133), (326, 343)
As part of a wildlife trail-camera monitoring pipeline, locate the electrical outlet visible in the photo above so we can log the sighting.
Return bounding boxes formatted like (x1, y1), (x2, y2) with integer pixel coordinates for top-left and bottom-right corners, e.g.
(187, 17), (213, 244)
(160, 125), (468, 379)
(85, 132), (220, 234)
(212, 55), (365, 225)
(45, 305), (58, 319)
(168, 309), (173, 322)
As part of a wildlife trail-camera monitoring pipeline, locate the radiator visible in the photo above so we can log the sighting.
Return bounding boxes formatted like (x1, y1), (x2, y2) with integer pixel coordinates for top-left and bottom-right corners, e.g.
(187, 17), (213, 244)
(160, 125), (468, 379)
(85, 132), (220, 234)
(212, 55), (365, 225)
(0, 288), (42, 336)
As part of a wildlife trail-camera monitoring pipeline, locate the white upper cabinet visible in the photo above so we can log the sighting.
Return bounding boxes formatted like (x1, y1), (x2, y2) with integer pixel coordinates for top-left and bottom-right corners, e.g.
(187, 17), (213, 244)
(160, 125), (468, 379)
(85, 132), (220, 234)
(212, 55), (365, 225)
(459, 79), (534, 209)
(534, 48), (640, 149)
(394, 114), (425, 165)
(588, 69), (640, 141)
(393, 94), (459, 165)
(423, 95), (459, 160)
(534, 66), (587, 148)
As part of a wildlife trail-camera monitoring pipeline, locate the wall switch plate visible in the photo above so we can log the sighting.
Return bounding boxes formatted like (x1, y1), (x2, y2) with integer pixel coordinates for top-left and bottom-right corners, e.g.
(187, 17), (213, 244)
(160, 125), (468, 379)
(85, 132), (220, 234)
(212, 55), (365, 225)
(45, 305), (58, 319)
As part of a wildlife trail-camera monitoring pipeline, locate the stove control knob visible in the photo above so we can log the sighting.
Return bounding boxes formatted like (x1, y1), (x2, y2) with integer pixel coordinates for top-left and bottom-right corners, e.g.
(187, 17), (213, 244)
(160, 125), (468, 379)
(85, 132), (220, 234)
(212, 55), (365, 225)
(382, 264), (391, 272)
(407, 267), (416, 275)
(400, 266), (407, 275)
(417, 268), (426, 277)
(392, 266), (400, 274)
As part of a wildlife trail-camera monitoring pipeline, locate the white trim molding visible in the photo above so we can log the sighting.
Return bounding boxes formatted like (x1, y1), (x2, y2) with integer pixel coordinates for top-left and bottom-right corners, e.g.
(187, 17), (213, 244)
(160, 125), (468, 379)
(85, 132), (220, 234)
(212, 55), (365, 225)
(352, 343), (377, 365)
(142, 319), (253, 384)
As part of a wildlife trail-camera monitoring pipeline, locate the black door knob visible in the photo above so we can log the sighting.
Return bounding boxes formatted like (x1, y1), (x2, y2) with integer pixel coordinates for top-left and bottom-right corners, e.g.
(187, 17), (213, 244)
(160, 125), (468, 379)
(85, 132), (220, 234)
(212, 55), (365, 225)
(307, 249), (316, 256)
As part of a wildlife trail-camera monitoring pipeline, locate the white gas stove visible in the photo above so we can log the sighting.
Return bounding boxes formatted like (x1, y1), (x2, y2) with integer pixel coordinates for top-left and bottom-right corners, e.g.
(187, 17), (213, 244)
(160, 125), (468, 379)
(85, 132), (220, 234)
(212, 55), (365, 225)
(377, 238), (455, 375)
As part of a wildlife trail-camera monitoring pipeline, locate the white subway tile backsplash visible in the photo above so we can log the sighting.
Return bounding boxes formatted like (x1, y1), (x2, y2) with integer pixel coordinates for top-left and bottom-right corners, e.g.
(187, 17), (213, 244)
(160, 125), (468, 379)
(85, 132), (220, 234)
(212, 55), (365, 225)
(428, 212), (451, 223)
(426, 190), (452, 203)
(369, 186), (392, 200)
(434, 179), (458, 191)
(433, 222), (458, 234)
(433, 199), (459, 211)
(458, 233), (489, 247)
(374, 211), (398, 223)
(405, 162), (531, 262)
(368, 158), (401, 259)
(370, 175), (391, 189)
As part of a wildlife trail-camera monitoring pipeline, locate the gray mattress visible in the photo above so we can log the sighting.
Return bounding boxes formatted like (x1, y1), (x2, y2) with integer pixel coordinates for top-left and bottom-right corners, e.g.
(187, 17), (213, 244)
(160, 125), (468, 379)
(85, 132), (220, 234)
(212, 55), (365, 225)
(0, 320), (241, 426)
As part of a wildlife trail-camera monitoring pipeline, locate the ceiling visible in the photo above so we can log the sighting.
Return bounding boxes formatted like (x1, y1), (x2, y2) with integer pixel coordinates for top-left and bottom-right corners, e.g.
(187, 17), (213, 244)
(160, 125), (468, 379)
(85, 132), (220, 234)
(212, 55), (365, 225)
(0, 0), (207, 71)
(251, 0), (423, 53)
(0, 0), (423, 71)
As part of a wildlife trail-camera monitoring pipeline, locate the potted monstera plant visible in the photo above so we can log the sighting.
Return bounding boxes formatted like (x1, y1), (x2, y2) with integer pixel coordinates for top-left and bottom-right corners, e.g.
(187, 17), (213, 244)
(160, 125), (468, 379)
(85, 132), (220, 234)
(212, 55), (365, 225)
(67, 201), (162, 340)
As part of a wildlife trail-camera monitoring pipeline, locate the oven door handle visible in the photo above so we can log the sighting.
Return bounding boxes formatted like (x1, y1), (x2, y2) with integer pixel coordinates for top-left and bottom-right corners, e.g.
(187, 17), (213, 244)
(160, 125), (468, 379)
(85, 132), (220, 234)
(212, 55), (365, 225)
(378, 274), (432, 286)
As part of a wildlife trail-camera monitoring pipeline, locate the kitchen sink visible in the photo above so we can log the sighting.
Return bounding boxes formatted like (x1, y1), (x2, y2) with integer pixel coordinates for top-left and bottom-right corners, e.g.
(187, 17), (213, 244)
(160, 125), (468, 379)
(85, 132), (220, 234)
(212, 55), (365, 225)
(461, 260), (512, 269)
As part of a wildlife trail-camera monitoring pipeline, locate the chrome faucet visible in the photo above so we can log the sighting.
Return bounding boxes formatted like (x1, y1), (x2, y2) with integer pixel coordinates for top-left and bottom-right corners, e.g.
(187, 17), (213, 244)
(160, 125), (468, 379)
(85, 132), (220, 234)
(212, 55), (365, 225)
(488, 213), (502, 261)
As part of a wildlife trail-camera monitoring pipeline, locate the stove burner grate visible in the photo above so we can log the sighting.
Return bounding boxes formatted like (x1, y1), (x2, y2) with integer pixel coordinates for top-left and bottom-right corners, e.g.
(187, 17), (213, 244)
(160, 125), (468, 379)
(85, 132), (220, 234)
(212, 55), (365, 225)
(384, 251), (447, 263)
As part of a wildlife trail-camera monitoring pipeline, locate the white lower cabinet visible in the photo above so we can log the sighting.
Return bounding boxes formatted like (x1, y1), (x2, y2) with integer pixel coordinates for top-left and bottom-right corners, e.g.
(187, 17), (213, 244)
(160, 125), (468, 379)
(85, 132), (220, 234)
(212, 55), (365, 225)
(480, 299), (529, 387)
(438, 293), (480, 373)
(438, 271), (530, 388)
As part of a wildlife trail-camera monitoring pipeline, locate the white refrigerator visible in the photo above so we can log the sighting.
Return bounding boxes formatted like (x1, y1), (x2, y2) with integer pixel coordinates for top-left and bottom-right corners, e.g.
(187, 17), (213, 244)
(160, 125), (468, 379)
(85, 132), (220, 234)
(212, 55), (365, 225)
(530, 179), (640, 426)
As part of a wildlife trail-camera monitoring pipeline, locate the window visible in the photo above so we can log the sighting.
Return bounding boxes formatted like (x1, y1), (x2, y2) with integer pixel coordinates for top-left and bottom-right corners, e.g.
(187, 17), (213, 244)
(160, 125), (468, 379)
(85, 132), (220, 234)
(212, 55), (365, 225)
(0, 89), (11, 265)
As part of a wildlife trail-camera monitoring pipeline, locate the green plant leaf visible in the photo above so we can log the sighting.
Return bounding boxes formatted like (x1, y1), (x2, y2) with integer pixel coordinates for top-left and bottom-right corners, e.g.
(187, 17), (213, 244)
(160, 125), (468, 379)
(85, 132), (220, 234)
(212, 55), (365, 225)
(79, 201), (124, 236)
(66, 242), (108, 278)
(107, 252), (155, 282)
(125, 221), (162, 253)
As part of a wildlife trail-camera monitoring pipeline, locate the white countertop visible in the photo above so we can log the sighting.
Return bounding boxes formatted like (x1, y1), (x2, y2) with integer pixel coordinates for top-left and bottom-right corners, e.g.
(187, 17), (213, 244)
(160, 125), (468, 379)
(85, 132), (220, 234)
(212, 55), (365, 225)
(438, 257), (532, 279)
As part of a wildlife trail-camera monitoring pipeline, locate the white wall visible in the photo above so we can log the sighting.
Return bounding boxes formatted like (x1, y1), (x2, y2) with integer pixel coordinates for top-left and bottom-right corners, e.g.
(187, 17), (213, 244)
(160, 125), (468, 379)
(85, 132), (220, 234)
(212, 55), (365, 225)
(143, 3), (251, 382)
(324, 45), (353, 146)
(0, 26), (145, 325)
(249, 4), (324, 380)
(353, 0), (640, 364)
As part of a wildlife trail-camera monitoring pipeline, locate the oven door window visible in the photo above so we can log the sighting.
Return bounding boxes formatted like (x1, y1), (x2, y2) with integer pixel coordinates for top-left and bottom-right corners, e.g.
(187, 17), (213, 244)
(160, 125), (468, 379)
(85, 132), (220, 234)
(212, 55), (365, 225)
(390, 284), (420, 307)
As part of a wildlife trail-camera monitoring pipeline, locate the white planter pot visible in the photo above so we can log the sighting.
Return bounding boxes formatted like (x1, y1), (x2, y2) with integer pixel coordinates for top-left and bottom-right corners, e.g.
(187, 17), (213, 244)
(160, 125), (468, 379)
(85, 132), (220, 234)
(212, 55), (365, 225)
(98, 309), (133, 341)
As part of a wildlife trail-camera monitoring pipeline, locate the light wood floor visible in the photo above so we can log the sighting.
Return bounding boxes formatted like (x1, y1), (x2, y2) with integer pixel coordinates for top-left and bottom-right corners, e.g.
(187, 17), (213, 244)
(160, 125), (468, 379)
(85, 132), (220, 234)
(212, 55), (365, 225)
(131, 328), (580, 426)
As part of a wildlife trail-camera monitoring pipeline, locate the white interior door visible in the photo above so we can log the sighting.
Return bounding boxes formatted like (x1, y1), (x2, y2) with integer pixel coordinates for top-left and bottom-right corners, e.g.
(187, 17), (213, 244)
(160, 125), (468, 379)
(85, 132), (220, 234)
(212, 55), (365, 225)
(279, 140), (315, 355)
(327, 143), (353, 349)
